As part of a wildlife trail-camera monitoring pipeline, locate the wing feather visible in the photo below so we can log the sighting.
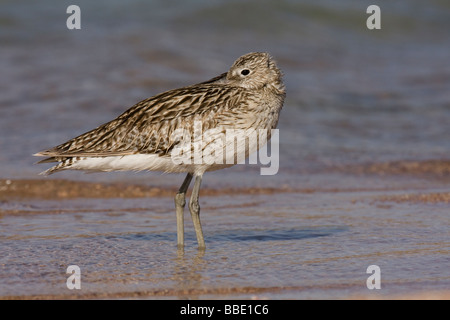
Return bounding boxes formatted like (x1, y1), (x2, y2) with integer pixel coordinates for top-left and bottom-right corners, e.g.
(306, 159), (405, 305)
(34, 81), (246, 159)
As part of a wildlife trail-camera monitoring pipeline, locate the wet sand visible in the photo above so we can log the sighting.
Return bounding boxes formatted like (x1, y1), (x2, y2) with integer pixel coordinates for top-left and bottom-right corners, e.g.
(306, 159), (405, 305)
(1, 159), (449, 300)
(2, 159), (449, 201)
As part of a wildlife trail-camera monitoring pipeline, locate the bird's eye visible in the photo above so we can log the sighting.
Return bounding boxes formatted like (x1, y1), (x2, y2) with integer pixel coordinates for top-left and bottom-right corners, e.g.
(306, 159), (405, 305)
(240, 69), (250, 76)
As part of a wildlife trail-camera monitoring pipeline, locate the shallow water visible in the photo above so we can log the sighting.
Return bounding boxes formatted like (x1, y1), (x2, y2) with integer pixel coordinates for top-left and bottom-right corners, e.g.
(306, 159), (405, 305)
(1, 186), (449, 299)
(0, 0), (449, 299)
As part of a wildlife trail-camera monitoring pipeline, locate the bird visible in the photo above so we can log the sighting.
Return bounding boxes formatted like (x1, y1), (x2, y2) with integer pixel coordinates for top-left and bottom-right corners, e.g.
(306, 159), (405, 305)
(34, 52), (285, 249)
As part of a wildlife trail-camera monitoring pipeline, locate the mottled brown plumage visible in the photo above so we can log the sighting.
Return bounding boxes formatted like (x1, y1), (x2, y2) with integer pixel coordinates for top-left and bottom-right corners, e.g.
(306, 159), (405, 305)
(34, 52), (285, 248)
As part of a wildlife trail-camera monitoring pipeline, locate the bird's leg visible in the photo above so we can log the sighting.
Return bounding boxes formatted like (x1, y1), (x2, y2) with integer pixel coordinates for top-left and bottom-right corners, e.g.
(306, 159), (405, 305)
(189, 174), (205, 249)
(174, 173), (193, 248)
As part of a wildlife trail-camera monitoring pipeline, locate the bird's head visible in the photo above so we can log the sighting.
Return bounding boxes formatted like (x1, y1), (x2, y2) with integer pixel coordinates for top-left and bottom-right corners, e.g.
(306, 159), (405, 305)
(227, 52), (284, 93)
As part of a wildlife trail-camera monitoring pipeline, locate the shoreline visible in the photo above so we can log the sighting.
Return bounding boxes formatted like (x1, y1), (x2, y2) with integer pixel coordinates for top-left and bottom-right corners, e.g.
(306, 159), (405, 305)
(1, 178), (449, 202)
(1, 159), (449, 202)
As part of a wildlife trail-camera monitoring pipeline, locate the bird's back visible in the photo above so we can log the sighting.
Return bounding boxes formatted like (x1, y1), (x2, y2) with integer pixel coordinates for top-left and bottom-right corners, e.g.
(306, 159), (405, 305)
(34, 52), (285, 175)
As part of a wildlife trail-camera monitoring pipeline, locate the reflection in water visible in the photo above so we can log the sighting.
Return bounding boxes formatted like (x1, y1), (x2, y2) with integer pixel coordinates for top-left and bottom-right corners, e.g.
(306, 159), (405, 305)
(173, 248), (206, 299)
(210, 226), (348, 242)
(168, 226), (348, 298)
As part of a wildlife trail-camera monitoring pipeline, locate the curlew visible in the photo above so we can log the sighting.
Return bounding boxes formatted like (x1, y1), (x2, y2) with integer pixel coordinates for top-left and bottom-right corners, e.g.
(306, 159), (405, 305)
(34, 52), (285, 249)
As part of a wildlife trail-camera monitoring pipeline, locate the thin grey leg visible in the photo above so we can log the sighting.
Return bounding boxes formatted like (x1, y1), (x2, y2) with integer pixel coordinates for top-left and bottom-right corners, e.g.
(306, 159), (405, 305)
(189, 174), (205, 249)
(174, 173), (193, 248)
